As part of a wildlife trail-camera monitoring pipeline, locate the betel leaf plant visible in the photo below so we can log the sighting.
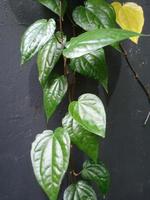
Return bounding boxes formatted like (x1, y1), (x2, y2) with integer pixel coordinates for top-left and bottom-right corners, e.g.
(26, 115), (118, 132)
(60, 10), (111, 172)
(20, 0), (147, 199)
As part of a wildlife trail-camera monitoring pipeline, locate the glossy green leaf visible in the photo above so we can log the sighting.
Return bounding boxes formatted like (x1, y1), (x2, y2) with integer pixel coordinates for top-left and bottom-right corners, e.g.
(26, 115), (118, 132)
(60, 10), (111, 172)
(70, 49), (108, 91)
(73, 0), (116, 32)
(69, 93), (106, 138)
(73, 6), (101, 31)
(63, 28), (140, 58)
(85, 0), (116, 29)
(21, 19), (56, 64)
(85, 0), (120, 50)
(37, 0), (67, 16)
(73, 1), (119, 51)
(31, 128), (70, 200)
(37, 32), (66, 87)
(63, 181), (97, 200)
(81, 160), (110, 195)
(62, 113), (99, 162)
(43, 75), (68, 121)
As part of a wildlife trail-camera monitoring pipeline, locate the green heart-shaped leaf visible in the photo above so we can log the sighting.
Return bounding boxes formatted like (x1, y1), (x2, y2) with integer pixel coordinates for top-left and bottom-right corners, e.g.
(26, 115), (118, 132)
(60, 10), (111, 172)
(62, 113), (99, 162)
(31, 128), (70, 200)
(73, 0), (117, 31)
(63, 181), (97, 200)
(43, 75), (68, 121)
(37, 32), (66, 87)
(73, 6), (101, 31)
(73, 0), (120, 51)
(63, 28), (140, 58)
(70, 49), (108, 91)
(21, 19), (56, 64)
(81, 160), (110, 196)
(69, 93), (106, 138)
(37, 0), (67, 17)
(85, 0), (116, 28)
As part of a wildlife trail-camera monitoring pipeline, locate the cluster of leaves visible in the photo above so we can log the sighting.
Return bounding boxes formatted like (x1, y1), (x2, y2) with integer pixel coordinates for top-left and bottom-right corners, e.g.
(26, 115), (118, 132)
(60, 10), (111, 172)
(20, 0), (144, 199)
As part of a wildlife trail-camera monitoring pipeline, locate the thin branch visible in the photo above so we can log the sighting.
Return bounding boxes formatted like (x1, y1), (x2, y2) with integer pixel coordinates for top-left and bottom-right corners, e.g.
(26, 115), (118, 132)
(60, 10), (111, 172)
(120, 44), (150, 102)
(120, 44), (150, 125)
(59, 1), (63, 33)
(59, 0), (77, 183)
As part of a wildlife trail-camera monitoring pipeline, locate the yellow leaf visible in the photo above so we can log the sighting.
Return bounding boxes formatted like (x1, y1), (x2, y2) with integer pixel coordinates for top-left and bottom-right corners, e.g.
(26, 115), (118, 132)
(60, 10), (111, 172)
(111, 2), (122, 24)
(112, 2), (144, 44)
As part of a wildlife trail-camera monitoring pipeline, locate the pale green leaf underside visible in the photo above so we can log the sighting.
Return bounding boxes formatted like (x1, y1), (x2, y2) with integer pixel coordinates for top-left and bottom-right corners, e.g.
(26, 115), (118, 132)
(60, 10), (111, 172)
(37, 0), (67, 16)
(21, 19), (56, 64)
(63, 28), (140, 58)
(70, 48), (108, 91)
(43, 75), (68, 121)
(69, 93), (106, 138)
(81, 160), (110, 195)
(62, 113), (99, 162)
(37, 32), (66, 87)
(31, 128), (70, 200)
(63, 181), (97, 200)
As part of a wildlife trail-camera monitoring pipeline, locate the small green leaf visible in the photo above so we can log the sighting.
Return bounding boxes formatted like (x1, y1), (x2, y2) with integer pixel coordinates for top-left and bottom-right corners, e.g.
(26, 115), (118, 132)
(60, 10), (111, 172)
(70, 49), (108, 91)
(43, 75), (68, 121)
(73, 6), (101, 31)
(81, 160), (110, 196)
(62, 113), (99, 162)
(63, 181), (97, 200)
(37, 0), (67, 17)
(21, 19), (56, 64)
(69, 93), (106, 138)
(31, 128), (70, 200)
(63, 28), (140, 58)
(37, 32), (66, 87)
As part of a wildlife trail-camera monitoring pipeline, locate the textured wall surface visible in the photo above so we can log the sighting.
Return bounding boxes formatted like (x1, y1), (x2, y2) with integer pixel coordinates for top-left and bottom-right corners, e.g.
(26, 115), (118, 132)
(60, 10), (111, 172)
(0, 0), (150, 200)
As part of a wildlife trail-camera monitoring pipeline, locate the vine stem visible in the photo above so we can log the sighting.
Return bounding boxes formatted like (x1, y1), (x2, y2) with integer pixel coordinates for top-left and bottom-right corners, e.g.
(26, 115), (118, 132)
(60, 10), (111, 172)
(120, 44), (150, 125)
(59, 0), (77, 184)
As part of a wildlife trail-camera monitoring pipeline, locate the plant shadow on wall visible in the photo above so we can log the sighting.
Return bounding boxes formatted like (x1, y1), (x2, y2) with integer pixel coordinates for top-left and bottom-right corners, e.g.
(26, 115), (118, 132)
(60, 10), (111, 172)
(9, 0), (148, 200)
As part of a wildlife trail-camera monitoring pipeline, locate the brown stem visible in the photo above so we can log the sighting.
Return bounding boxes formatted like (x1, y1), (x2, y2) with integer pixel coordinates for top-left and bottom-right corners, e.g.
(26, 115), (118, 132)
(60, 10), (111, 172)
(120, 44), (150, 102)
(59, 0), (77, 183)
(120, 44), (150, 125)
(59, 1), (63, 32)
(67, 0), (77, 37)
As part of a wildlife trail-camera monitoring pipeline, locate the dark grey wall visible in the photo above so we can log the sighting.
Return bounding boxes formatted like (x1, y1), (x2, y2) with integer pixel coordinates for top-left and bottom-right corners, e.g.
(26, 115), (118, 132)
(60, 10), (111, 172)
(0, 0), (150, 200)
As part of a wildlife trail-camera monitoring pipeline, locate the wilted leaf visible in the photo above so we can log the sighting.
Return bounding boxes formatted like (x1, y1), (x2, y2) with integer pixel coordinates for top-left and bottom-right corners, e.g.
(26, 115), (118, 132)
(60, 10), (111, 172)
(112, 2), (144, 43)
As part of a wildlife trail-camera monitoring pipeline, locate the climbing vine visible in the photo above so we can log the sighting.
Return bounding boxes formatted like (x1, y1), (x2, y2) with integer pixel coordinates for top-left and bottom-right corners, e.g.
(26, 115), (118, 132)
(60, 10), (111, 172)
(20, 0), (145, 199)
